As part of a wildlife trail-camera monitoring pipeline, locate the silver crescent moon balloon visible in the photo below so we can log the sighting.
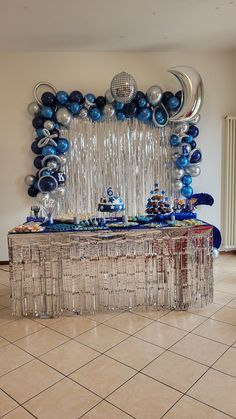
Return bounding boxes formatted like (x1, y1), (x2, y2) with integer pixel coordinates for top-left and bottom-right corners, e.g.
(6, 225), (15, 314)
(168, 66), (204, 122)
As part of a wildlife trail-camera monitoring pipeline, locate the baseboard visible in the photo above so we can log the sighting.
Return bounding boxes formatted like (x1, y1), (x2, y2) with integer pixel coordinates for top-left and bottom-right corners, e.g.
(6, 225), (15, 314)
(0, 261), (9, 265)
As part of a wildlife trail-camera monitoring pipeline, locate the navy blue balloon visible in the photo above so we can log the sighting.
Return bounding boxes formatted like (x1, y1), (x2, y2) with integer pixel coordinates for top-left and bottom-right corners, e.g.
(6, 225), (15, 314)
(187, 125), (199, 138)
(56, 91), (68, 105)
(56, 138), (69, 154)
(96, 96), (106, 109)
(190, 149), (202, 163)
(162, 91), (174, 106)
(170, 134), (180, 147)
(34, 156), (44, 169)
(41, 106), (54, 119)
(154, 107), (168, 126)
(89, 107), (102, 121)
(138, 107), (152, 122)
(53, 171), (66, 185)
(42, 145), (57, 156)
(38, 176), (57, 192)
(167, 96), (180, 111)
(41, 92), (56, 107)
(32, 116), (45, 129)
(138, 97), (147, 108)
(191, 140), (197, 150)
(70, 90), (84, 104)
(135, 91), (145, 100)
(51, 128), (60, 138)
(28, 186), (38, 197)
(70, 102), (81, 115)
(116, 111), (126, 121)
(181, 185), (193, 198)
(36, 128), (45, 139)
(176, 155), (189, 169)
(115, 101), (124, 111)
(31, 140), (41, 155)
(124, 102), (137, 118)
(86, 93), (95, 103)
(182, 174), (192, 185)
(182, 135), (193, 144)
(175, 90), (182, 100)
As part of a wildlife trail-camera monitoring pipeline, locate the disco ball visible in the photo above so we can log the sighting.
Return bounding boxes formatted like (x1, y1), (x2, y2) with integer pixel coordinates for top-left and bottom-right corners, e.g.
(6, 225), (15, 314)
(110, 71), (137, 104)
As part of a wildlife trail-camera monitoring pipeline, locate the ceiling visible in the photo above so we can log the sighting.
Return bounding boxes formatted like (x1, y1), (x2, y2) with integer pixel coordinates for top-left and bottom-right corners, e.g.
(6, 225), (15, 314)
(1, 0), (236, 52)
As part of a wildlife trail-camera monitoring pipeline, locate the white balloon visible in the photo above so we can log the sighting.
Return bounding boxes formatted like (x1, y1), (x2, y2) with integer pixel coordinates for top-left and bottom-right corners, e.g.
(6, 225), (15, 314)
(172, 168), (184, 179)
(212, 248), (219, 259)
(173, 179), (183, 191)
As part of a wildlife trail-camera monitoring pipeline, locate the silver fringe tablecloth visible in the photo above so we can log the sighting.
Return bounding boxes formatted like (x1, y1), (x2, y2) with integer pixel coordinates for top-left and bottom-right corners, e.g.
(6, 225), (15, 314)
(8, 226), (213, 318)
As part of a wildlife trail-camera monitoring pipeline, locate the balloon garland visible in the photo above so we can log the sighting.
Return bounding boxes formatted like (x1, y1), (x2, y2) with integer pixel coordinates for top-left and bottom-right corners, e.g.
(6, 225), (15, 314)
(25, 67), (203, 202)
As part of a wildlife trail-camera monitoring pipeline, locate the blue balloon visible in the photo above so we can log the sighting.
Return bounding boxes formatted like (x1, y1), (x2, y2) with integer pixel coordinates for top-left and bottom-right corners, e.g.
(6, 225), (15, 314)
(70, 102), (82, 115)
(56, 138), (69, 154)
(124, 102), (138, 118)
(115, 101), (124, 111)
(190, 149), (202, 163)
(170, 134), (180, 147)
(41, 92), (56, 107)
(28, 186), (38, 197)
(182, 135), (193, 144)
(89, 107), (102, 121)
(116, 111), (126, 121)
(167, 96), (180, 110)
(31, 140), (41, 154)
(34, 156), (44, 169)
(191, 140), (197, 150)
(181, 185), (193, 198)
(175, 90), (182, 100)
(41, 145), (57, 156)
(135, 91), (146, 100)
(36, 128), (45, 139)
(40, 169), (51, 176)
(176, 155), (189, 169)
(182, 175), (192, 185)
(70, 90), (84, 104)
(154, 108), (168, 126)
(56, 91), (68, 105)
(32, 116), (44, 129)
(53, 171), (66, 184)
(162, 91), (173, 106)
(187, 125), (199, 138)
(138, 107), (152, 122)
(38, 176), (57, 192)
(33, 180), (39, 190)
(138, 97), (147, 108)
(41, 106), (54, 119)
(86, 93), (96, 103)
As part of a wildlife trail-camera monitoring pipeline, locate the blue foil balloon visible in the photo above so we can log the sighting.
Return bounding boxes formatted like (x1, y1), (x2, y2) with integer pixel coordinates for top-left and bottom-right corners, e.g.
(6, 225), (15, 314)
(56, 91), (68, 105)
(182, 135), (193, 144)
(167, 96), (180, 111)
(190, 149), (202, 163)
(170, 134), (180, 147)
(89, 107), (101, 121)
(38, 176), (57, 192)
(53, 171), (66, 184)
(181, 185), (193, 198)
(116, 111), (126, 121)
(138, 97), (147, 108)
(182, 175), (192, 185)
(41, 106), (54, 119)
(176, 155), (189, 169)
(115, 101), (124, 111)
(138, 107), (151, 122)
(56, 138), (69, 154)
(86, 93), (96, 103)
(187, 125), (199, 138)
(70, 102), (82, 115)
(42, 145), (57, 156)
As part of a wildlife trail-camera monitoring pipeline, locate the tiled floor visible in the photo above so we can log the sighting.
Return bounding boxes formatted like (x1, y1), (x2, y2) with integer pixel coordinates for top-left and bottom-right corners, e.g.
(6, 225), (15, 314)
(0, 254), (236, 418)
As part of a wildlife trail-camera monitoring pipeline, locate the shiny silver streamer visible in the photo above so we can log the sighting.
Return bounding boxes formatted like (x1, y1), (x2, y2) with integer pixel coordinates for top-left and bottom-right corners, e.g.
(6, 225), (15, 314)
(57, 119), (172, 217)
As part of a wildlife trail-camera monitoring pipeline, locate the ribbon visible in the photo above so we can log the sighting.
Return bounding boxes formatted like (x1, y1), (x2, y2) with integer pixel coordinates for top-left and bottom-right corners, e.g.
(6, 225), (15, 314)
(38, 129), (58, 148)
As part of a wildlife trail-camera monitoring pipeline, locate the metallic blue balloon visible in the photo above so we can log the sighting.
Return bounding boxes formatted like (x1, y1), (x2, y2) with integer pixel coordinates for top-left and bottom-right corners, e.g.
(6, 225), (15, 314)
(138, 107), (152, 122)
(85, 93), (96, 103)
(187, 125), (199, 138)
(124, 102), (138, 118)
(36, 128), (46, 139)
(56, 138), (69, 154)
(190, 149), (202, 163)
(38, 176), (57, 192)
(70, 102), (82, 115)
(138, 97), (147, 108)
(41, 92), (56, 107)
(115, 101), (124, 111)
(176, 155), (189, 169)
(41, 106), (54, 119)
(167, 96), (180, 110)
(191, 140), (197, 150)
(135, 91), (146, 100)
(70, 91), (84, 104)
(182, 135), (193, 144)
(170, 134), (180, 147)
(89, 107), (102, 121)
(32, 116), (44, 129)
(182, 174), (192, 185)
(181, 185), (193, 198)
(56, 91), (68, 105)
(153, 107), (168, 126)
(116, 111), (126, 121)
(42, 145), (57, 156)
(162, 91), (173, 106)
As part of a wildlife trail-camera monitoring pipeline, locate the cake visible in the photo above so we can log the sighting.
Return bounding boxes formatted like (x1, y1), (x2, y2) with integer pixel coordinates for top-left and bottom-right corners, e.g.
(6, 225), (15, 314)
(98, 187), (125, 213)
(146, 182), (171, 215)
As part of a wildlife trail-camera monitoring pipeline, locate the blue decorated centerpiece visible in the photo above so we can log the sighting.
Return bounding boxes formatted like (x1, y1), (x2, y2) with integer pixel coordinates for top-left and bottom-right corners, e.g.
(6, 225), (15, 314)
(98, 187), (125, 213)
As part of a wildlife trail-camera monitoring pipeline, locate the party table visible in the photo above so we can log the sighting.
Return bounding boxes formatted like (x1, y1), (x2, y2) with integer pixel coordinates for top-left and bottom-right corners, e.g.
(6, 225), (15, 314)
(8, 225), (213, 318)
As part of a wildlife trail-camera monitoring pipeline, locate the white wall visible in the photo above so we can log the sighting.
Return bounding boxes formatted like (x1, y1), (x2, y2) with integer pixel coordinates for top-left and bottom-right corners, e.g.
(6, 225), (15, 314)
(0, 51), (236, 260)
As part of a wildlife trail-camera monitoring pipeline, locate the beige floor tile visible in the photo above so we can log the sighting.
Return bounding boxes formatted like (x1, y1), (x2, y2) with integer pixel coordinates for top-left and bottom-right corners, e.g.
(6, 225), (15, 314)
(213, 347), (236, 377)
(164, 395), (231, 419)
(188, 369), (236, 417)
(107, 373), (181, 419)
(0, 318), (44, 342)
(0, 284), (10, 296)
(0, 336), (8, 348)
(40, 340), (99, 375)
(215, 275), (236, 294)
(171, 333), (228, 366)
(24, 378), (100, 419)
(159, 311), (205, 331)
(0, 359), (63, 404)
(3, 407), (35, 418)
(214, 291), (236, 305)
(135, 321), (187, 349)
(48, 316), (97, 337)
(0, 293), (11, 307)
(0, 344), (33, 376)
(0, 389), (18, 417)
(214, 271), (231, 283)
(132, 309), (170, 320)
(212, 306), (236, 326)
(143, 351), (207, 392)
(193, 318), (236, 345)
(103, 312), (152, 334)
(85, 311), (125, 323)
(0, 308), (14, 327)
(15, 327), (70, 357)
(188, 303), (221, 318)
(106, 336), (164, 370)
(76, 324), (128, 353)
(82, 401), (131, 418)
(227, 297), (236, 308)
(70, 354), (135, 398)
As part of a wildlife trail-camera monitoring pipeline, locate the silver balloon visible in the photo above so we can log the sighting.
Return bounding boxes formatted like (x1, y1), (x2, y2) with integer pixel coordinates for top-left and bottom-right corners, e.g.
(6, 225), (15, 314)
(51, 185), (65, 198)
(185, 164), (201, 177)
(212, 247), (219, 259)
(59, 155), (67, 166)
(110, 71), (137, 103)
(105, 89), (114, 104)
(32, 130), (38, 139)
(168, 66), (204, 122)
(190, 114), (201, 125)
(79, 108), (88, 119)
(173, 179), (183, 191)
(103, 104), (115, 119)
(174, 122), (189, 136)
(44, 120), (55, 130)
(172, 168), (184, 179)
(46, 160), (58, 171)
(56, 107), (72, 127)
(146, 85), (162, 106)
(37, 192), (50, 205)
(24, 174), (35, 186)
(27, 102), (40, 116)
